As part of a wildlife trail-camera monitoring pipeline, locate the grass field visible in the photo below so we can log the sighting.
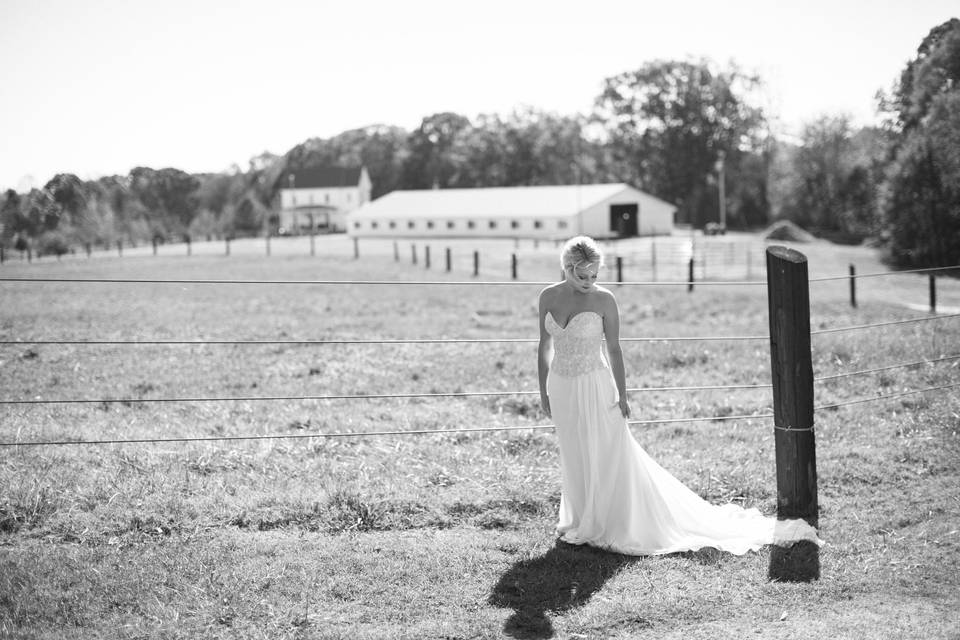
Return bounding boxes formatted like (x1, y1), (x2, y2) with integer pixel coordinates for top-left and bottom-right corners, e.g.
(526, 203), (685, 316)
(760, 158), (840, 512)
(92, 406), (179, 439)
(1, 236), (959, 639)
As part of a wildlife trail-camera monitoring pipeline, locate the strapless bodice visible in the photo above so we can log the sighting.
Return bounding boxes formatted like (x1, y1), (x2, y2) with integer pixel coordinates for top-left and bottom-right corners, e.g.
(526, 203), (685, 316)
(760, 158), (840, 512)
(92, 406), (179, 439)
(545, 311), (607, 377)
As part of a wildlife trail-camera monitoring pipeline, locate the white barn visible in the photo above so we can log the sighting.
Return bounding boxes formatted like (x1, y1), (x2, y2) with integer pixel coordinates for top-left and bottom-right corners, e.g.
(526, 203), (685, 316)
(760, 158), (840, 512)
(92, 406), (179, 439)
(347, 183), (675, 239)
(278, 166), (372, 233)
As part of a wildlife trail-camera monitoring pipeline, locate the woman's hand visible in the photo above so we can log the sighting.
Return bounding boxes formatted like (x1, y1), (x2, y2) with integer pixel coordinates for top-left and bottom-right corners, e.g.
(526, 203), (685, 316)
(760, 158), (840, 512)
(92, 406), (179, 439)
(540, 394), (551, 419)
(618, 397), (631, 419)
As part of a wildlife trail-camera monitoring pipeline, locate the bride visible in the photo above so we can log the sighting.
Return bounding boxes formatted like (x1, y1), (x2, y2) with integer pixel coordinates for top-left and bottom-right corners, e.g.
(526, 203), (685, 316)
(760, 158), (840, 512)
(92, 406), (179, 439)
(538, 236), (822, 555)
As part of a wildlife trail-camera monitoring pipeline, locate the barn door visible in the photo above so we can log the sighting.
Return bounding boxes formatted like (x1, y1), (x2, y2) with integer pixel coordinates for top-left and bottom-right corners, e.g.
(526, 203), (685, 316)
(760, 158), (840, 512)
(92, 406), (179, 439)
(609, 204), (639, 237)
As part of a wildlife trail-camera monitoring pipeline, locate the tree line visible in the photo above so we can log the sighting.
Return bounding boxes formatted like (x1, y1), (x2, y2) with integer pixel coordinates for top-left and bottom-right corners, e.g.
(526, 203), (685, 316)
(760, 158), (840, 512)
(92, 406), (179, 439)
(2, 19), (957, 268)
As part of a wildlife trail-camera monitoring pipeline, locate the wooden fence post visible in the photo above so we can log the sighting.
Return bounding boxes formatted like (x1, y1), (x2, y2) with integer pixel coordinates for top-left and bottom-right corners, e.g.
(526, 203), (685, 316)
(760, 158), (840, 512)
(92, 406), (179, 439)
(353, 237), (359, 260)
(929, 274), (937, 313)
(473, 250), (479, 277)
(849, 265), (857, 308)
(687, 258), (694, 292)
(511, 253), (518, 280)
(766, 245), (820, 581)
(445, 247), (451, 272)
(425, 245), (431, 269)
(616, 256), (623, 283)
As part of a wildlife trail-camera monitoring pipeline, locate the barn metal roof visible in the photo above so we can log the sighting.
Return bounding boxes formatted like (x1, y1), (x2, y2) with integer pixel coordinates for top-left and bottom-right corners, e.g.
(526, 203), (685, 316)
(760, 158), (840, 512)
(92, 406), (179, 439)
(350, 183), (669, 219)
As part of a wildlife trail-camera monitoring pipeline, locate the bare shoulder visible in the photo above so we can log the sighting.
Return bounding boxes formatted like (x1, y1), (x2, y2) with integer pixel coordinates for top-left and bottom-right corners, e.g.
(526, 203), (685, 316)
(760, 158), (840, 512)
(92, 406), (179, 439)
(593, 286), (619, 310)
(538, 282), (563, 304)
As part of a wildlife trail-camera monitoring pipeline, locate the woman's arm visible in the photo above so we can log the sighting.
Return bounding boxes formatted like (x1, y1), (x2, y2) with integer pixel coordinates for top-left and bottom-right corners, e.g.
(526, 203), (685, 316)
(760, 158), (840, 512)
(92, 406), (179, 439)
(601, 290), (631, 418)
(537, 289), (553, 418)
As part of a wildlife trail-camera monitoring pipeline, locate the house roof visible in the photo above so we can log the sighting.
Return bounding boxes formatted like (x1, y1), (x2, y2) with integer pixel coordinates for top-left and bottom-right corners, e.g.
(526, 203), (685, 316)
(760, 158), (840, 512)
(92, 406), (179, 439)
(283, 166), (363, 189)
(350, 184), (673, 219)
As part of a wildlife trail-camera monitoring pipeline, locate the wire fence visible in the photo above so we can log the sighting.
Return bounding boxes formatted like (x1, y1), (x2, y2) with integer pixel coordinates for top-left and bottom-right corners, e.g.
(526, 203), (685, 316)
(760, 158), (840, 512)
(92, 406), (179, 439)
(2, 256), (958, 448)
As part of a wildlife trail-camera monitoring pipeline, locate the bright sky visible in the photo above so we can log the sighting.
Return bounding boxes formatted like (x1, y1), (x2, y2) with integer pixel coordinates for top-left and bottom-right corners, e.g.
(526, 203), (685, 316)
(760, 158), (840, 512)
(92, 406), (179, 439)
(1, 0), (956, 192)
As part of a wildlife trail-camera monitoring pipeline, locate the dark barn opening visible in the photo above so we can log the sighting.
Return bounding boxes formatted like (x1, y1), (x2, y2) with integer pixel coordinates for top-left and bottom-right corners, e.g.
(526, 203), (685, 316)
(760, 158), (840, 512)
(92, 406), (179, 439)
(609, 203), (639, 237)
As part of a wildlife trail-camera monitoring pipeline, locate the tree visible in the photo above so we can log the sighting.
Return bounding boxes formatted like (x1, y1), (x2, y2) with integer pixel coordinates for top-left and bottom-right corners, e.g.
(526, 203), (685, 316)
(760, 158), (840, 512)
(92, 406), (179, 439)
(129, 167), (200, 235)
(593, 59), (769, 226)
(44, 173), (87, 226)
(880, 19), (960, 267)
(1, 189), (23, 241)
(401, 112), (473, 189)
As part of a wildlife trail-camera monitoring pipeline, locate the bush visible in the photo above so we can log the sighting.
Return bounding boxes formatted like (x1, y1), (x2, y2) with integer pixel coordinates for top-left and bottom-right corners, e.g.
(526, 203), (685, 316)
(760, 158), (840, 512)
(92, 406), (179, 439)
(37, 231), (70, 257)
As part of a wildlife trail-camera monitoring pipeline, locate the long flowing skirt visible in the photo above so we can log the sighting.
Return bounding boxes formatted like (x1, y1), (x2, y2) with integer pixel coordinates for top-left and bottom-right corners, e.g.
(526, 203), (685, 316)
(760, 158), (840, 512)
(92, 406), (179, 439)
(547, 366), (822, 556)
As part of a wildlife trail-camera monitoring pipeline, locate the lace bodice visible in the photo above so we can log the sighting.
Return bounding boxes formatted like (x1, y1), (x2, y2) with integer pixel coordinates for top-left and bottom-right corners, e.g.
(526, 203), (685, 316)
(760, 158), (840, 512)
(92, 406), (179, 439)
(545, 311), (608, 377)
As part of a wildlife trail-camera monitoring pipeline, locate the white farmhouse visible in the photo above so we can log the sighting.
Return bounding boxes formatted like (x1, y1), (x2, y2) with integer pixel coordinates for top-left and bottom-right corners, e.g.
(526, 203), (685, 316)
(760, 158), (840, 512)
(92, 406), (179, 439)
(347, 183), (675, 239)
(278, 166), (372, 233)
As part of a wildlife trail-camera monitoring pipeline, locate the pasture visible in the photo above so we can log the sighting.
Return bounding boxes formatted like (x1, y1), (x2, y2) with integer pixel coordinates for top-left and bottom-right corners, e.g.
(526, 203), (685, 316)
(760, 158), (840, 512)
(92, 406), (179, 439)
(1, 235), (959, 639)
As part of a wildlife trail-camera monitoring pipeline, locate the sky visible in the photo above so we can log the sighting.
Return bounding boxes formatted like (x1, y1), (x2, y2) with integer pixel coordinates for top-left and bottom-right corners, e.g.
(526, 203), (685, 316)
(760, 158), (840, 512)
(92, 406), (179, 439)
(1, 0), (957, 192)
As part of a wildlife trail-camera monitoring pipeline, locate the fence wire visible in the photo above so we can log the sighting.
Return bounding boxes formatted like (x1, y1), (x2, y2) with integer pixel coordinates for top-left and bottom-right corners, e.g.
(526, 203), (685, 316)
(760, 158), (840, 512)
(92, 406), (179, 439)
(4, 351), (958, 407)
(3, 311), (957, 347)
(3, 380), (957, 448)
(2, 264), (958, 448)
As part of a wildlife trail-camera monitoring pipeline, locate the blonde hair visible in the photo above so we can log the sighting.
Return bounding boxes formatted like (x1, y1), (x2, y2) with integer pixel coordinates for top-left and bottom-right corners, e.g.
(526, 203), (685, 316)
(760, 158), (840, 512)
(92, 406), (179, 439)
(561, 236), (604, 273)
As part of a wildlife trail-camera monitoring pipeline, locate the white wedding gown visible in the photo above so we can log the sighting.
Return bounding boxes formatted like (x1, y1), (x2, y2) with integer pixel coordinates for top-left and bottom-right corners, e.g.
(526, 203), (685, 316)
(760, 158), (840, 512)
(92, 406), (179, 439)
(545, 310), (822, 556)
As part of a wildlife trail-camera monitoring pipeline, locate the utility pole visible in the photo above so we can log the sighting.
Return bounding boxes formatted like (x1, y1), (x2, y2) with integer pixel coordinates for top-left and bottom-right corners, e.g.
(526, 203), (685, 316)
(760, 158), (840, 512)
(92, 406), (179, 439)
(716, 150), (726, 231)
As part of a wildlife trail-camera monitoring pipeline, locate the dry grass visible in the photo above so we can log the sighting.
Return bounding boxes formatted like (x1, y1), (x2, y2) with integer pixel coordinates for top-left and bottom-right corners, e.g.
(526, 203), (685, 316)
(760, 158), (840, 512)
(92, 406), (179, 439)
(1, 235), (959, 639)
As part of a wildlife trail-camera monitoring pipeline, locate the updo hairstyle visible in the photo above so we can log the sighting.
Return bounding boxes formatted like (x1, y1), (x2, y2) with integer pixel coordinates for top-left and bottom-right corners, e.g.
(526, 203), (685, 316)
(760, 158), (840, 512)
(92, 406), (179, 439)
(560, 236), (605, 273)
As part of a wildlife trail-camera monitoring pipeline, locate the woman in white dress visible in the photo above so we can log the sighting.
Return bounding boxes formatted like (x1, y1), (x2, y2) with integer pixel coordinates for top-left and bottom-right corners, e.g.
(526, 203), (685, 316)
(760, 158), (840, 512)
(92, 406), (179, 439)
(537, 236), (822, 556)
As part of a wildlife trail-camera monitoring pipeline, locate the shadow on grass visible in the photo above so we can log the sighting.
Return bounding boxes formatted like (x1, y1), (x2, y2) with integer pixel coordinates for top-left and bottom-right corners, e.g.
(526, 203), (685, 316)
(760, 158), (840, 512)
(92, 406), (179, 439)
(488, 540), (639, 639)
(768, 540), (821, 582)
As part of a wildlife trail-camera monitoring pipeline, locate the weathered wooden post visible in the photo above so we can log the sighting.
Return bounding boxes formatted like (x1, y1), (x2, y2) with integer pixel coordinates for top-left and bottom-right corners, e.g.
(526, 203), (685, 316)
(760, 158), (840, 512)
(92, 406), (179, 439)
(309, 214), (316, 257)
(425, 245), (431, 269)
(511, 253), (518, 280)
(411, 243), (417, 265)
(849, 264), (857, 308)
(616, 256), (623, 283)
(766, 246), (819, 581)
(929, 274), (937, 313)
(473, 250), (479, 277)
(445, 247), (451, 272)
(687, 258), (694, 292)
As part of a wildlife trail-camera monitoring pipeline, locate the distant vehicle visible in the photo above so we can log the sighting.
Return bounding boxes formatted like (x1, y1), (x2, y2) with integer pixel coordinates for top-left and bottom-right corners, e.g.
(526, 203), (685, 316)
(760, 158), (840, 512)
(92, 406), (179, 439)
(704, 222), (726, 236)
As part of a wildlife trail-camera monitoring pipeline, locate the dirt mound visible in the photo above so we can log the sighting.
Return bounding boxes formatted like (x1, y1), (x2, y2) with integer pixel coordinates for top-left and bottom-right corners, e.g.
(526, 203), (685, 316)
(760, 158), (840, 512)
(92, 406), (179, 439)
(763, 220), (817, 243)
